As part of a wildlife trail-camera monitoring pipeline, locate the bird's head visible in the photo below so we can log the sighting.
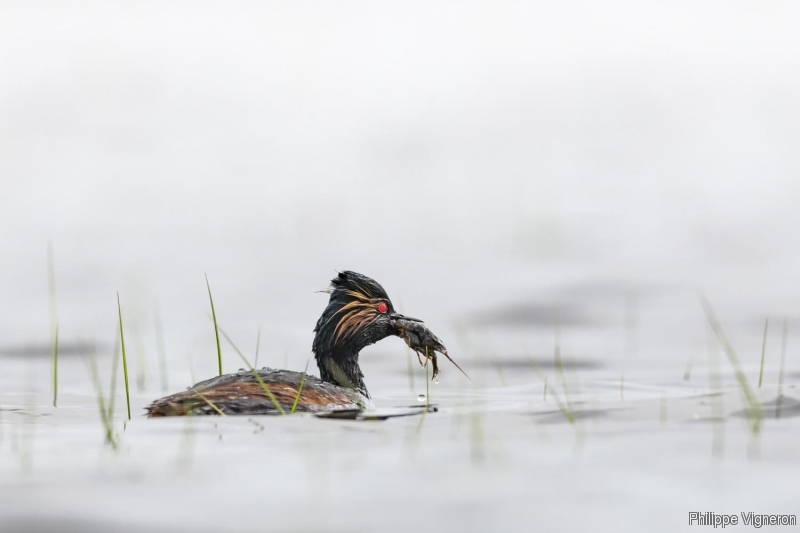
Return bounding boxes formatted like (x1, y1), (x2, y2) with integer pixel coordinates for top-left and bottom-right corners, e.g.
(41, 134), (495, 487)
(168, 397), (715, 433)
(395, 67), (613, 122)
(313, 271), (420, 358)
(312, 271), (462, 394)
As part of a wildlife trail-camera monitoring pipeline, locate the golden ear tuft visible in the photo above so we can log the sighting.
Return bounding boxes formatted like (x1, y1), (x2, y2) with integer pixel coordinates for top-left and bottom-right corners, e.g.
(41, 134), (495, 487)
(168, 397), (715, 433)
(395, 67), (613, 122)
(333, 306), (378, 346)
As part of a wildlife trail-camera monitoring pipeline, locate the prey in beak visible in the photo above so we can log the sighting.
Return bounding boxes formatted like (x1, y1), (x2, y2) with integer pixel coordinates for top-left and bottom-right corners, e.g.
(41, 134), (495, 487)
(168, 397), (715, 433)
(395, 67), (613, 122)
(390, 315), (471, 382)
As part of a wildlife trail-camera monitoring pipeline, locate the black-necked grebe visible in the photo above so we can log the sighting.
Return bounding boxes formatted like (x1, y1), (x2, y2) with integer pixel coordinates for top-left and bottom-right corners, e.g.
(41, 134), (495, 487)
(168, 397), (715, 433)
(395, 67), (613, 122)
(146, 271), (452, 417)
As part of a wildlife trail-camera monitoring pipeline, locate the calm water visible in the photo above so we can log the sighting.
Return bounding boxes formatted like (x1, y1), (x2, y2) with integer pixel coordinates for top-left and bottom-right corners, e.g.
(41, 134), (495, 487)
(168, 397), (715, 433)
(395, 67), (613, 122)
(1, 2), (799, 532)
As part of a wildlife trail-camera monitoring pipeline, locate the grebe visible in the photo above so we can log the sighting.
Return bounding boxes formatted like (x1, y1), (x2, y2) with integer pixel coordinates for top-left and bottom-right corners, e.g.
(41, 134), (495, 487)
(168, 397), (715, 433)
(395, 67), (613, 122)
(146, 271), (451, 417)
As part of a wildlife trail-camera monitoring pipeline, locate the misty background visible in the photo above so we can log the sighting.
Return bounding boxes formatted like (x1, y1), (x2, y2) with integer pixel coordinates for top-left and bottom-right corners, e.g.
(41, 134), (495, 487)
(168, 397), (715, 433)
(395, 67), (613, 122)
(2, 4), (800, 533)
(1, 1), (799, 389)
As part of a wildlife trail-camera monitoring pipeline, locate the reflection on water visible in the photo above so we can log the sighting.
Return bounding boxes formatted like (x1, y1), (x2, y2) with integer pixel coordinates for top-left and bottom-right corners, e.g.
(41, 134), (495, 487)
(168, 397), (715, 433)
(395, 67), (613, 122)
(475, 357), (604, 371)
(0, 517), (178, 533)
(731, 395), (800, 420)
(1, 313), (796, 532)
(0, 342), (112, 359)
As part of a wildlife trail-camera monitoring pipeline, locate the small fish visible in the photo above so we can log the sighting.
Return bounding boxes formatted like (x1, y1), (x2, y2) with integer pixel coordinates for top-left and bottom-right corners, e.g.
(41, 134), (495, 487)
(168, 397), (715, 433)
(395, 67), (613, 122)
(391, 318), (471, 382)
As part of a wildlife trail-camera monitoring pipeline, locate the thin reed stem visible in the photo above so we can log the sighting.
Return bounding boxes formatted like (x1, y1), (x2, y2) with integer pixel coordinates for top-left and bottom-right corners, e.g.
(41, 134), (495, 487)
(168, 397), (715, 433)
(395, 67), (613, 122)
(216, 324), (285, 414)
(51, 326), (58, 407)
(194, 391), (226, 416)
(291, 359), (311, 414)
(700, 296), (762, 434)
(108, 332), (120, 422)
(47, 242), (58, 407)
(758, 317), (769, 388)
(88, 349), (118, 449)
(777, 318), (788, 417)
(117, 293), (132, 420)
(205, 274), (223, 376)
(425, 347), (430, 410)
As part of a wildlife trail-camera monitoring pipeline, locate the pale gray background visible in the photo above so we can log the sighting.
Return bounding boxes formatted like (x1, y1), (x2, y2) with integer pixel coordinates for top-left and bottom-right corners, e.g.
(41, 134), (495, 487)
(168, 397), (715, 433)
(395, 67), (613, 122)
(1, 2), (799, 532)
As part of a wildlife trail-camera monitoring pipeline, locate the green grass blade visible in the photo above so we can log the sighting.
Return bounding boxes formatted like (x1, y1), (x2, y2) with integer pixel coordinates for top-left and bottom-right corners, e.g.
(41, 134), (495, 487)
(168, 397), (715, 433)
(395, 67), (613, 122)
(194, 391), (226, 416)
(51, 325), (58, 407)
(47, 242), (59, 407)
(758, 317), (768, 388)
(529, 358), (575, 424)
(700, 296), (762, 433)
(117, 293), (132, 420)
(205, 274), (223, 376)
(425, 347), (430, 409)
(87, 348), (117, 449)
(291, 359), (311, 414)
(777, 318), (788, 417)
(216, 324), (285, 415)
(547, 384), (575, 423)
(553, 326), (575, 414)
(683, 353), (694, 381)
(108, 332), (120, 421)
(553, 312), (575, 414)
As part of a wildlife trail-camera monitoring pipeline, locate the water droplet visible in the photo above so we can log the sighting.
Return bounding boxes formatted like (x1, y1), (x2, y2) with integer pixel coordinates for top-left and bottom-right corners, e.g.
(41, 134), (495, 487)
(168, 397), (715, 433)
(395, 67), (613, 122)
(238, 368), (245, 372)
(417, 394), (426, 401)
(434, 380), (439, 385)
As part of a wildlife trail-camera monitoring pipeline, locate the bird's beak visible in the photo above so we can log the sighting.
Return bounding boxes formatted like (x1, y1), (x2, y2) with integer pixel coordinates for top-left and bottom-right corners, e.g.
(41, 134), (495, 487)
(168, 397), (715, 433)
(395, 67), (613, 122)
(389, 312), (423, 323)
(388, 314), (471, 381)
(388, 315), (446, 353)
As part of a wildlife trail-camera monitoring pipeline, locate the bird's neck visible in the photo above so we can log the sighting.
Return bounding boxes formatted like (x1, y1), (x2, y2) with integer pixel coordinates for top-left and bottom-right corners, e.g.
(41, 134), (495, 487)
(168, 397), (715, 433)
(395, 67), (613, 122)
(315, 349), (369, 399)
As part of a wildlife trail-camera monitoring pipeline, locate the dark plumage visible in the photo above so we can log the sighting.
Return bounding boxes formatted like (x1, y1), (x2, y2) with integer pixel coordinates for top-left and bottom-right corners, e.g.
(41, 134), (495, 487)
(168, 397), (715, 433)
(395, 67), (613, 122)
(146, 271), (446, 417)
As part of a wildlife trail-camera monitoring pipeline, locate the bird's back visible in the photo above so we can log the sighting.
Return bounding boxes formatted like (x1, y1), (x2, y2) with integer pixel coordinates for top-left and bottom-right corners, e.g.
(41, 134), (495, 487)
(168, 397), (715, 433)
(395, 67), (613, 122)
(146, 368), (367, 417)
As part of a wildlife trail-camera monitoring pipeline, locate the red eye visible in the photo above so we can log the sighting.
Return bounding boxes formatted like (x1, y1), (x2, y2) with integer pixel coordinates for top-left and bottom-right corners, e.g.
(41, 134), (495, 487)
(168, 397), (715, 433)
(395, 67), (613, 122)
(377, 302), (388, 314)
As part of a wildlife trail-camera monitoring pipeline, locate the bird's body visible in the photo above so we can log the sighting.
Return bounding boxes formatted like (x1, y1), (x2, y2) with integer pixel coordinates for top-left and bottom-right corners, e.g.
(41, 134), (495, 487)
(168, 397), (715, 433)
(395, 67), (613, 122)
(146, 368), (367, 416)
(146, 271), (450, 417)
